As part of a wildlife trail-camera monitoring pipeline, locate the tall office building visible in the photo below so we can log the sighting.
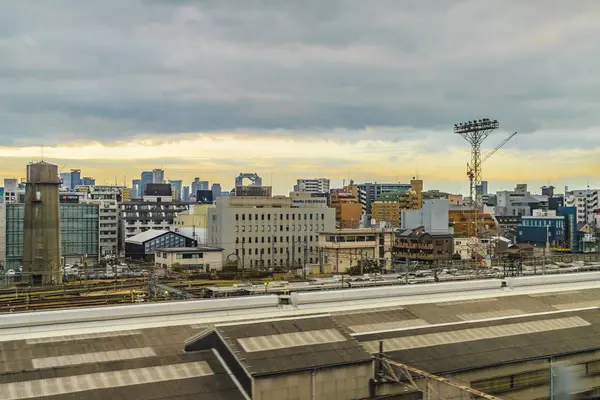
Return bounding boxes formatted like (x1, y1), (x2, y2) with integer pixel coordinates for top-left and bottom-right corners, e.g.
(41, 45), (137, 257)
(132, 179), (142, 198)
(81, 177), (96, 186)
(60, 173), (71, 190)
(191, 178), (209, 197)
(141, 171), (153, 193)
(169, 180), (183, 201)
(152, 169), (165, 184)
(357, 182), (412, 222)
(182, 186), (190, 202)
(22, 162), (62, 285)
(294, 178), (330, 194)
(69, 169), (81, 190)
(211, 183), (222, 200)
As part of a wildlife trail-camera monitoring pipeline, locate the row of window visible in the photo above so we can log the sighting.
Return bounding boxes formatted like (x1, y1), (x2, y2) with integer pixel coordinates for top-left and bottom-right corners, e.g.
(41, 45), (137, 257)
(247, 258), (311, 268)
(235, 247), (314, 256)
(236, 224), (325, 233)
(236, 235), (316, 244)
(236, 213), (325, 221)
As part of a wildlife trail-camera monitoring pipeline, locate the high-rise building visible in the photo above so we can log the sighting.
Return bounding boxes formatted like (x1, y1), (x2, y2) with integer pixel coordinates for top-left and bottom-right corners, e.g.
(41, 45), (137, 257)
(69, 169), (81, 190)
(208, 192), (334, 270)
(22, 162), (62, 285)
(3, 178), (20, 204)
(182, 186), (190, 202)
(330, 185), (362, 229)
(169, 180), (183, 201)
(211, 183), (222, 200)
(294, 178), (330, 194)
(372, 180), (423, 228)
(565, 188), (600, 224)
(81, 177), (96, 186)
(152, 169), (165, 184)
(132, 179), (142, 198)
(60, 173), (71, 190)
(357, 182), (412, 223)
(191, 178), (209, 198)
(141, 171), (153, 193)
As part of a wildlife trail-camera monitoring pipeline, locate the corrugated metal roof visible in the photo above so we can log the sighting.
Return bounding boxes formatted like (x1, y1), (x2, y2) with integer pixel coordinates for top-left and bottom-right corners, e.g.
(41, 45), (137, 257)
(32, 347), (156, 369)
(457, 309), (525, 321)
(25, 330), (143, 345)
(237, 328), (346, 352)
(349, 319), (428, 333)
(361, 316), (590, 353)
(0, 361), (213, 400)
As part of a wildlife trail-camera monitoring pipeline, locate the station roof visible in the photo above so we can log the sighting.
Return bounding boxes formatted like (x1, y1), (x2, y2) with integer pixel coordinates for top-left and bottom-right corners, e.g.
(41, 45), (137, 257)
(155, 246), (224, 253)
(0, 325), (245, 400)
(125, 229), (193, 245)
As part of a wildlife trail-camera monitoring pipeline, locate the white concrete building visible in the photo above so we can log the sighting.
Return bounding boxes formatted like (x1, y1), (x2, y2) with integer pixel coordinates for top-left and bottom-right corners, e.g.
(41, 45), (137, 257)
(3, 179), (21, 204)
(154, 246), (224, 272)
(208, 192), (335, 270)
(402, 199), (450, 234)
(85, 186), (124, 257)
(294, 178), (330, 194)
(565, 189), (600, 224)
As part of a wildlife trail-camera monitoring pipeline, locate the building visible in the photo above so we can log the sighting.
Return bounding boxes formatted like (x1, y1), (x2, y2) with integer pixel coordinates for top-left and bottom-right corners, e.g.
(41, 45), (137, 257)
(294, 178), (330, 194)
(173, 204), (212, 229)
(154, 246), (224, 272)
(59, 172), (71, 190)
(7, 201), (100, 274)
(182, 186), (190, 202)
(330, 190), (362, 229)
(187, 315), (373, 400)
(22, 162), (62, 285)
(211, 183), (222, 200)
(85, 186), (123, 257)
(0, 203), (5, 268)
(319, 229), (395, 273)
(477, 180), (488, 196)
(393, 226), (454, 263)
(448, 209), (496, 236)
(357, 181), (412, 222)
(140, 171), (153, 193)
(402, 199), (450, 234)
(207, 193), (335, 270)
(119, 184), (190, 249)
(515, 207), (578, 251)
(81, 177), (95, 186)
(168, 179), (183, 201)
(131, 179), (142, 198)
(125, 229), (196, 259)
(191, 178), (209, 198)
(447, 194), (464, 206)
(152, 168), (164, 184)
(235, 185), (272, 197)
(69, 169), (81, 190)
(454, 236), (511, 260)
(565, 188), (600, 224)
(371, 179), (423, 227)
(541, 185), (555, 198)
(3, 178), (22, 204)
(496, 184), (549, 216)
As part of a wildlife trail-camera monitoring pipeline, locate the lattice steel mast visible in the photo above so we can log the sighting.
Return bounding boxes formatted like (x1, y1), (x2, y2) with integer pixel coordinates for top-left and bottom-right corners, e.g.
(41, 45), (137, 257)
(454, 118), (499, 209)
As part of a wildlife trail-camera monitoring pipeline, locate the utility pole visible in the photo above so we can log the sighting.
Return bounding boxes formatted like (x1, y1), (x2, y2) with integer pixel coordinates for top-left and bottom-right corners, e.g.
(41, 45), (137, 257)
(318, 246), (323, 274)
(241, 240), (245, 272)
(271, 235), (274, 269)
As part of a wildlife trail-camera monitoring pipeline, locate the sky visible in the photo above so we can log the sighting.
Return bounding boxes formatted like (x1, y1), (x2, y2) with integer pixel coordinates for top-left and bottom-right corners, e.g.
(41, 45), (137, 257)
(1, 1), (600, 195)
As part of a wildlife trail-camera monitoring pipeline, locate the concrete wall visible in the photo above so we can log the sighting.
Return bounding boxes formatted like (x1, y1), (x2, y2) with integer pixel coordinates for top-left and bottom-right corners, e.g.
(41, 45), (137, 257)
(253, 363), (372, 400)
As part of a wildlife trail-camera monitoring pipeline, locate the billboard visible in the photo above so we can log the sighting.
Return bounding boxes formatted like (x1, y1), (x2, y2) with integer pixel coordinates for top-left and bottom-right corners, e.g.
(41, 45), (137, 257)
(60, 194), (80, 204)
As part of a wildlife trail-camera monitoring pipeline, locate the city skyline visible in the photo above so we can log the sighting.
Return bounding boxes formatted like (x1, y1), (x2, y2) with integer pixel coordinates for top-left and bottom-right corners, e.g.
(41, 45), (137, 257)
(1, 2), (599, 194)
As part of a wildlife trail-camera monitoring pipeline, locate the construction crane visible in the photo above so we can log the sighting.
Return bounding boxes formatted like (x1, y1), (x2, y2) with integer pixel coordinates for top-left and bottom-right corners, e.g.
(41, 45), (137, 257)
(466, 131), (518, 196)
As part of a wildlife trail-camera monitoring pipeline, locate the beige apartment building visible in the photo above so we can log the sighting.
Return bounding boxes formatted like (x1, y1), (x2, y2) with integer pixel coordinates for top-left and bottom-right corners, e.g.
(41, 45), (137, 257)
(318, 228), (395, 273)
(207, 192), (335, 270)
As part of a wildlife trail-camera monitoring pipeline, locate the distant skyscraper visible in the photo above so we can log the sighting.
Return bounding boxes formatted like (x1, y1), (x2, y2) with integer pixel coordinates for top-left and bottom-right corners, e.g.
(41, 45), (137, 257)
(191, 178), (209, 197)
(182, 186), (190, 202)
(60, 173), (71, 190)
(152, 169), (165, 184)
(211, 183), (222, 200)
(132, 179), (142, 198)
(81, 177), (96, 186)
(169, 180), (183, 201)
(70, 169), (81, 190)
(141, 171), (153, 193)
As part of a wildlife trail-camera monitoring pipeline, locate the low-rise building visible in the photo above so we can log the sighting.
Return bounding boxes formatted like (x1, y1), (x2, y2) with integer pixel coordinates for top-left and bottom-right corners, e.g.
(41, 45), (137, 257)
(208, 193), (335, 270)
(565, 188), (600, 224)
(154, 246), (224, 272)
(330, 189), (362, 229)
(448, 209), (496, 236)
(125, 229), (196, 260)
(318, 228), (395, 273)
(371, 180), (422, 228)
(402, 199), (450, 234)
(294, 178), (330, 194)
(393, 226), (454, 263)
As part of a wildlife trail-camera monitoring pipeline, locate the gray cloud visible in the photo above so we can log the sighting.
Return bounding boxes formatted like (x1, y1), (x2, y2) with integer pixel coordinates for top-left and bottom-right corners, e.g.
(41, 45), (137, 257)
(1, 1), (600, 148)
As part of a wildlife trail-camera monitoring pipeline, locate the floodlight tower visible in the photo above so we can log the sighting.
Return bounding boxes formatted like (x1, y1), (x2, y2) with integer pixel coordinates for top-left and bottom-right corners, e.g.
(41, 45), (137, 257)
(454, 118), (499, 209)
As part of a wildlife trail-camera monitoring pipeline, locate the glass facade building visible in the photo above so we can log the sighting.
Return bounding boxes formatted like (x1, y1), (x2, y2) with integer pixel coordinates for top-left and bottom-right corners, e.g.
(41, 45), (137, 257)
(5, 204), (99, 270)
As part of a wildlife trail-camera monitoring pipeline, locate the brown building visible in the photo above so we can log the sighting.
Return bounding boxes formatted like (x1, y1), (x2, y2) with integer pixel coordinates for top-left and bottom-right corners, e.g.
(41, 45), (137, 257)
(372, 179), (423, 227)
(449, 209), (496, 236)
(330, 186), (362, 229)
(393, 226), (454, 263)
(448, 193), (464, 205)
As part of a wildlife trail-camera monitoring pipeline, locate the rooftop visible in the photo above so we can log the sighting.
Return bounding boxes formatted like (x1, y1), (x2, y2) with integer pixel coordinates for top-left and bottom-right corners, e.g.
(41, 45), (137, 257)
(125, 229), (193, 245)
(155, 246), (224, 253)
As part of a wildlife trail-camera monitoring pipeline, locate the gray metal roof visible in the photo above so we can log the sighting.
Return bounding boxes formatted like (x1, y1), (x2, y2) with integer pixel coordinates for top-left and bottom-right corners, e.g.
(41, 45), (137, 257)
(212, 316), (372, 376)
(0, 325), (245, 400)
(155, 246), (224, 253)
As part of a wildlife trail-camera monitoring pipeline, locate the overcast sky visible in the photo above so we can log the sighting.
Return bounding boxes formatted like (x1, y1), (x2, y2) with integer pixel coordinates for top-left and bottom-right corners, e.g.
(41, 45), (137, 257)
(1, 1), (599, 193)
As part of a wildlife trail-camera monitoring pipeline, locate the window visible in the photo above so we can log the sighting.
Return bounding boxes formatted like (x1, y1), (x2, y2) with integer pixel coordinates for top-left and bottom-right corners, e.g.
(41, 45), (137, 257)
(286, 214), (289, 220)
(321, 213), (324, 220)
(255, 214), (258, 220)
(249, 214), (252, 221)
(472, 370), (548, 395)
(242, 214), (246, 220)
(261, 214), (264, 220)
(268, 214), (271, 220)
(236, 214), (239, 221)
(261, 237), (265, 243)
(292, 214), (295, 220)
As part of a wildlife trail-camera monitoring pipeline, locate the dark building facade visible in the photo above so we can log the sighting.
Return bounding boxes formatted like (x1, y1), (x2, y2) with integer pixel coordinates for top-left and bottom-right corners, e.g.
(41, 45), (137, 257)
(393, 226), (454, 263)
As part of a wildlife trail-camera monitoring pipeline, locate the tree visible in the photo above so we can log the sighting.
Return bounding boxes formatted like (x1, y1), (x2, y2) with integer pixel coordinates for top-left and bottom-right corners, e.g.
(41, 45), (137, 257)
(171, 263), (183, 273)
(348, 259), (383, 276)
